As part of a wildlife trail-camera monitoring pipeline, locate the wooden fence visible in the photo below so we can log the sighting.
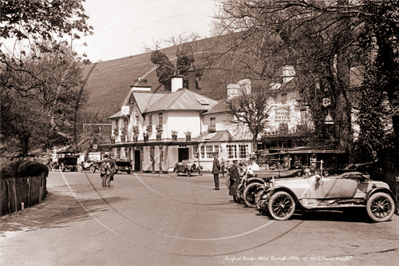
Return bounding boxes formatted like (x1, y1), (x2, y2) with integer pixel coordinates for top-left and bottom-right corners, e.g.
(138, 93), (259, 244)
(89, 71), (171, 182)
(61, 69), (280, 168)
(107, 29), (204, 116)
(1, 173), (47, 216)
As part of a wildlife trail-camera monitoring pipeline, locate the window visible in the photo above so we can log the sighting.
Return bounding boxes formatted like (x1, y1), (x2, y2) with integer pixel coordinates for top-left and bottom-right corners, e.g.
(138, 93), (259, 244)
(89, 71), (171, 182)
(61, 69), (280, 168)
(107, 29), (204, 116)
(194, 147), (198, 159)
(135, 116), (139, 126)
(159, 112), (163, 125)
(200, 146), (205, 159)
(149, 114), (152, 125)
(239, 144), (248, 159)
(226, 145), (237, 159)
(205, 145), (220, 158)
(206, 145), (213, 158)
(209, 117), (216, 132)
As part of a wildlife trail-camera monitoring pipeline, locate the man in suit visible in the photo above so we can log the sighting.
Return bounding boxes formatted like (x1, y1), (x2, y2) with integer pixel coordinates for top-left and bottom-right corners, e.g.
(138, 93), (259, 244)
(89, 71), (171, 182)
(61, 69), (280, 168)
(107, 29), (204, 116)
(212, 152), (220, 190)
(229, 160), (240, 202)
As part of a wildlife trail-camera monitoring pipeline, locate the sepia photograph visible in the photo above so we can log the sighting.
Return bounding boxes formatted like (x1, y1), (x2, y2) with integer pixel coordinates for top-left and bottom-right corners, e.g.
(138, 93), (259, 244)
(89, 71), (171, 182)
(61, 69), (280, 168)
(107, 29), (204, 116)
(1, 0), (399, 265)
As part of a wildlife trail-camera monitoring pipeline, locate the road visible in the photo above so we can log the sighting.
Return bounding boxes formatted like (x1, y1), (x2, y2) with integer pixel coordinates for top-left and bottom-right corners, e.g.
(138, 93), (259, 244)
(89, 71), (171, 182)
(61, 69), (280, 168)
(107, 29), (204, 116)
(1, 171), (398, 266)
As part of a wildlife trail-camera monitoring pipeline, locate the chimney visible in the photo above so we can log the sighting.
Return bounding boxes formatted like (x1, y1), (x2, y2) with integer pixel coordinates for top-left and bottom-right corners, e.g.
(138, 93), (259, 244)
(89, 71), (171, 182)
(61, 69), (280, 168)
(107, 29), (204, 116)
(282, 65), (295, 84)
(237, 79), (251, 94)
(227, 84), (240, 100)
(171, 75), (183, 93)
(187, 63), (197, 90)
(130, 78), (151, 92)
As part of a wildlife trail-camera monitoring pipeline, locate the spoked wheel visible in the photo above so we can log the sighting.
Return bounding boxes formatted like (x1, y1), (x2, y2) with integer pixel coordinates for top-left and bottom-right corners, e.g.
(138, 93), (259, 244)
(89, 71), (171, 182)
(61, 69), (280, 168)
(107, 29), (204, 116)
(366, 192), (396, 222)
(59, 163), (65, 172)
(268, 191), (296, 220)
(79, 165), (84, 173)
(187, 171), (191, 177)
(243, 183), (262, 208)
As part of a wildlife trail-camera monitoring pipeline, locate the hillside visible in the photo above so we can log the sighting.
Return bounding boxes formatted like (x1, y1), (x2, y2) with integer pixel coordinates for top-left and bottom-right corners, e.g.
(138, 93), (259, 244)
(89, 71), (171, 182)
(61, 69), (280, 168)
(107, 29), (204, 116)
(81, 34), (236, 121)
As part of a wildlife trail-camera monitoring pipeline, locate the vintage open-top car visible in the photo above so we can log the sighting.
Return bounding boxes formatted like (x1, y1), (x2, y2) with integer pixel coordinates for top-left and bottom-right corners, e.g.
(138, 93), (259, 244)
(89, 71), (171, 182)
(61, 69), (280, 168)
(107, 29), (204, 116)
(114, 159), (133, 174)
(174, 160), (203, 177)
(52, 151), (80, 172)
(256, 171), (397, 222)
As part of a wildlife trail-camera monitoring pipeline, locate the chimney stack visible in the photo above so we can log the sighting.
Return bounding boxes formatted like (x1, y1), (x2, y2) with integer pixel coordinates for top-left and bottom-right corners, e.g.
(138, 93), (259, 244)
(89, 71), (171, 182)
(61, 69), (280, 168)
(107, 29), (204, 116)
(171, 75), (183, 93)
(187, 63), (197, 90)
(282, 65), (295, 84)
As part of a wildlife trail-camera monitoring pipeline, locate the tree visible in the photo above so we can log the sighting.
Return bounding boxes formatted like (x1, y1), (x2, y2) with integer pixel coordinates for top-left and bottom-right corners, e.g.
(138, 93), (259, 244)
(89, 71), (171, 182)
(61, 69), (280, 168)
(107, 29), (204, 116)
(150, 50), (176, 91)
(1, 0), (93, 87)
(0, 42), (89, 156)
(147, 33), (204, 91)
(208, 0), (399, 159)
(227, 84), (272, 153)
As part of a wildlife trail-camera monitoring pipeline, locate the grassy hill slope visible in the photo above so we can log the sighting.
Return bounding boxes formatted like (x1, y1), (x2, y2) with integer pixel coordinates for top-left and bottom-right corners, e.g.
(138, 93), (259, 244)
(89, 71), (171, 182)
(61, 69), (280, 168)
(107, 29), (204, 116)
(82, 35), (234, 121)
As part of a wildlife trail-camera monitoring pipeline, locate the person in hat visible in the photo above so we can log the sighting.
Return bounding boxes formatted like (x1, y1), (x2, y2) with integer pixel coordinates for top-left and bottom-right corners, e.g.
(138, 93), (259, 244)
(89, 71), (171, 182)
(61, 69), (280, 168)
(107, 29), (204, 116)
(247, 156), (259, 177)
(229, 160), (240, 202)
(211, 152), (220, 190)
(100, 154), (112, 187)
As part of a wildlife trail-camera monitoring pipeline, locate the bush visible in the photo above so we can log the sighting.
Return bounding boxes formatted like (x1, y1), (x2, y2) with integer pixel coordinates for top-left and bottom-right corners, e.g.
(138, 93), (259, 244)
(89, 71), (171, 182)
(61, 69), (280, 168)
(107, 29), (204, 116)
(0, 159), (48, 180)
(0, 160), (24, 180)
(18, 160), (49, 178)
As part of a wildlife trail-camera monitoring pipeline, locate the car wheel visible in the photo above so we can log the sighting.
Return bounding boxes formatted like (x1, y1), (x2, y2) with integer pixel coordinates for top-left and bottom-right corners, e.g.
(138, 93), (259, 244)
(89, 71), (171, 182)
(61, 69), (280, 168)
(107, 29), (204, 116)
(78, 165), (84, 173)
(59, 163), (65, 172)
(127, 170), (131, 174)
(199, 170), (202, 176)
(243, 183), (262, 208)
(90, 165), (96, 173)
(268, 191), (296, 221)
(366, 192), (396, 222)
(187, 171), (191, 177)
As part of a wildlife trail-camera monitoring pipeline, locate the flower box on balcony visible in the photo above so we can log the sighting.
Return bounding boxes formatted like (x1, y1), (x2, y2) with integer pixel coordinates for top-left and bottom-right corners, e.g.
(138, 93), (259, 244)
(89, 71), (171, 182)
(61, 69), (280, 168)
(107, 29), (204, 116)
(184, 131), (191, 141)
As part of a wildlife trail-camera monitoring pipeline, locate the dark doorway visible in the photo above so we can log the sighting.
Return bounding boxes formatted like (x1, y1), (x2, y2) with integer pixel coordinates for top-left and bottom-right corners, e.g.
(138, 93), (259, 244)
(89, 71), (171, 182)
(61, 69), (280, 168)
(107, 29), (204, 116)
(178, 148), (189, 162)
(134, 150), (141, 171)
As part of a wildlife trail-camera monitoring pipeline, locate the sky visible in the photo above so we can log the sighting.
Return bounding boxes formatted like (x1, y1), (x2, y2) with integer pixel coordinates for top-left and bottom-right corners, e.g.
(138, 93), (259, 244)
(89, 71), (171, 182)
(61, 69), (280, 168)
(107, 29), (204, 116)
(74, 0), (219, 62)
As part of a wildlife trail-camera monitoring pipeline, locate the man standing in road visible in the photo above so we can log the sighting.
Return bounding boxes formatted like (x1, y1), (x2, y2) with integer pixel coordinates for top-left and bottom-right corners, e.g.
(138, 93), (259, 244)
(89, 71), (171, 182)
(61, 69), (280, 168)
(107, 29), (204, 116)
(100, 155), (112, 187)
(229, 160), (240, 202)
(212, 152), (220, 190)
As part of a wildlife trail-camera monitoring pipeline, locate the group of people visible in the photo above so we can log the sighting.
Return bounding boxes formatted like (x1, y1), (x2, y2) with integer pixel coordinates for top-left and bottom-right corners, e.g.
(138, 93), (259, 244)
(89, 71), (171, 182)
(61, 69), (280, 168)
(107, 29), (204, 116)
(212, 154), (259, 202)
(100, 155), (116, 187)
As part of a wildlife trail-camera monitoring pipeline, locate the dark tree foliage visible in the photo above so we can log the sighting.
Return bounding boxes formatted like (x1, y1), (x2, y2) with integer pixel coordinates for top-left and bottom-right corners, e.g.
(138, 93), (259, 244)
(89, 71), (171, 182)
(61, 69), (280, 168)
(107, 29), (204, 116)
(1, 0), (93, 92)
(1, 0), (92, 41)
(176, 43), (204, 90)
(355, 0), (399, 176)
(150, 50), (175, 90)
(150, 47), (204, 91)
(1, 43), (89, 156)
(210, 0), (399, 165)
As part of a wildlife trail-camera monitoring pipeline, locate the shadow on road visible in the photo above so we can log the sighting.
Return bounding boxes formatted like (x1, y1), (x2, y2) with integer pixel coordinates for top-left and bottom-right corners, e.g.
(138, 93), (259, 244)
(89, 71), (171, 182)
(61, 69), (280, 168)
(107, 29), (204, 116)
(0, 192), (128, 236)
